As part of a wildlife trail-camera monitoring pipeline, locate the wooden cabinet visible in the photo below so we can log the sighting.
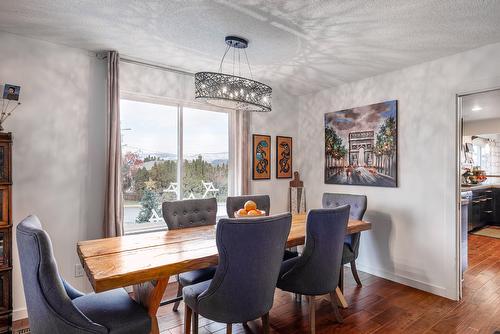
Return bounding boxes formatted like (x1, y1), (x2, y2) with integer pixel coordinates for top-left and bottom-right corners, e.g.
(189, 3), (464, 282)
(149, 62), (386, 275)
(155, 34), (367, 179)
(0, 187), (9, 226)
(0, 133), (12, 334)
(0, 229), (10, 268)
(0, 141), (11, 185)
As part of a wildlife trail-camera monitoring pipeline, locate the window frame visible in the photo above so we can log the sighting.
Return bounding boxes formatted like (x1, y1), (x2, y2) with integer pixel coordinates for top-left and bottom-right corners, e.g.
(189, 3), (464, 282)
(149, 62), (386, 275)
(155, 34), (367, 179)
(120, 92), (234, 234)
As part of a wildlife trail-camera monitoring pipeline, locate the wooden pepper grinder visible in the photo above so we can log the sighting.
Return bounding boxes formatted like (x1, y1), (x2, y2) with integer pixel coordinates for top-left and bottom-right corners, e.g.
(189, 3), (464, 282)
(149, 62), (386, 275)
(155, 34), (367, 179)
(289, 171), (306, 214)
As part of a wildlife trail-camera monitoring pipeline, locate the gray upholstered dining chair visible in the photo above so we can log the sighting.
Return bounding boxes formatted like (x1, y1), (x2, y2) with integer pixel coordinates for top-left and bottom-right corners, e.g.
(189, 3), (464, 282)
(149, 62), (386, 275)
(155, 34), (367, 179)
(226, 194), (297, 261)
(162, 197), (218, 311)
(17, 215), (151, 334)
(182, 213), (292, 334)
(322, 193), (367, 289)
(276, 207), (350, 333)
(226, 194), (271, 217)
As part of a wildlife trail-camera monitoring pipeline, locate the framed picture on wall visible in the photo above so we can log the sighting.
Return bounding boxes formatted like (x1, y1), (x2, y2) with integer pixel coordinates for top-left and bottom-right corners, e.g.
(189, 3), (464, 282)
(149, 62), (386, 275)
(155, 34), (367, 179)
(252, 134), (271, 180)
(276, 136), (292, 178)
(2, 84), (21, 101)
(324, 100), (398, 187)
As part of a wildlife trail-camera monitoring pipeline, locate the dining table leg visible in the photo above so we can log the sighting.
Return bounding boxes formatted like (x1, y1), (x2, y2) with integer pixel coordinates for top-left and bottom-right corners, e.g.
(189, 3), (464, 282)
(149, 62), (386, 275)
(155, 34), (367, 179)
(335, 286), (348, 308)
(133, 277), (170, 334)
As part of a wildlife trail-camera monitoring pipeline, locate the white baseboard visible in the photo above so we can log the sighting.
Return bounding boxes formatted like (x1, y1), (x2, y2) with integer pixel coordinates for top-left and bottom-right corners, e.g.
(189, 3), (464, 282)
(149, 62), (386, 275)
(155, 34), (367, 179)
(355, 262), (452, 299)
(13, 307), (28, 322)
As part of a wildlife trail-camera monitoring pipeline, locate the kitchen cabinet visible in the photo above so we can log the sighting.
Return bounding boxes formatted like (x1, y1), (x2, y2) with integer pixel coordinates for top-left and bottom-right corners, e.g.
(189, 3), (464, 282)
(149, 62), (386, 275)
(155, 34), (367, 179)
(468, 188), (500, 232)
(481, 189), (495, 225)
(494, 189), (500, 226)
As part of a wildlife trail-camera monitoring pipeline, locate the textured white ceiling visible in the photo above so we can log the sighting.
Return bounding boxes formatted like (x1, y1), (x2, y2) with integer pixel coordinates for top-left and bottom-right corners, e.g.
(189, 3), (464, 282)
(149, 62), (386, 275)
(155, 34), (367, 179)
(463, 89), (500, 122)
(1, 0), (500, 95)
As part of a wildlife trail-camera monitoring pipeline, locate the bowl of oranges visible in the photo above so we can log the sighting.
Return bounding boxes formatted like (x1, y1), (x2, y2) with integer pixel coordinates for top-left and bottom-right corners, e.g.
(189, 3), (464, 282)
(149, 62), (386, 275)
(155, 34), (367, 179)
(234, 200), (266, 218)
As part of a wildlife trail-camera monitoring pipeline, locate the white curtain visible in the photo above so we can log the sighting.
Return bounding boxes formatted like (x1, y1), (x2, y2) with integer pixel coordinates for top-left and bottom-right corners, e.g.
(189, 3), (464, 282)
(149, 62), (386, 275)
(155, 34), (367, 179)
(104, 51), (124, 237)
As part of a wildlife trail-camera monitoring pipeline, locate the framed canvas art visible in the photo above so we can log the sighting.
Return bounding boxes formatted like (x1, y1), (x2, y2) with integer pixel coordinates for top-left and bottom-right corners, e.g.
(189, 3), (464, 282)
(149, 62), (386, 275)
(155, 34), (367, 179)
(324, 100), (397, 187)
(276, 136), (292, 178)
(2, 84), (20, 101)
(252, 134), (271, 180)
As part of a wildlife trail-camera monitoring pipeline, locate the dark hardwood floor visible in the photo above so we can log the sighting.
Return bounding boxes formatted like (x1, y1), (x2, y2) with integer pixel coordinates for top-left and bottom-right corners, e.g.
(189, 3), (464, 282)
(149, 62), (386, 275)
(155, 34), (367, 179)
(13, 234), (500, 334)
(156, 234), (500, 334)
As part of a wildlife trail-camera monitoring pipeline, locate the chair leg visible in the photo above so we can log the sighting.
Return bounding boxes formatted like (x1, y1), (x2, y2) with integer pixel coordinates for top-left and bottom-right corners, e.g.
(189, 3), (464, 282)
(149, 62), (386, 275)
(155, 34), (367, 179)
(192, 312), (199, 334)
(262, 312), (270, 334)
(184, 304), (192, 334)
(173, 276), (182, 311)
(308, 296), (316, 334)
(339, 265), (344, 293)
(226, 323), (232, 334)
(350, 260), (362, 286)
(328, 291), (344, 323)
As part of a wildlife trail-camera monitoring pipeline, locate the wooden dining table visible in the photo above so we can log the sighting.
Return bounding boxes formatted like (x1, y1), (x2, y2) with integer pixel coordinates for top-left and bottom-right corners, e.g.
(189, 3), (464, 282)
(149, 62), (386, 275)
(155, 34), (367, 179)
(77, 213), (371, 334)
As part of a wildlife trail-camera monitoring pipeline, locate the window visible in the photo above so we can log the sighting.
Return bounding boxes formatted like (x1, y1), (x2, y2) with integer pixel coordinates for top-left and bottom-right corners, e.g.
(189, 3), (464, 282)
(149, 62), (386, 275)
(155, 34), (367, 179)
(120, 98), (231, 234)
(182, 107), (229, 203)
(472, 142), (490, 172)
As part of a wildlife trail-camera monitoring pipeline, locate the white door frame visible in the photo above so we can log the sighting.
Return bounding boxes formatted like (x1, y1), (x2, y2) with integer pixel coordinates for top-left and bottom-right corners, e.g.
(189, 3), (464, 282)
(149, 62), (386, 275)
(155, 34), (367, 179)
(455, 85), (500, 299)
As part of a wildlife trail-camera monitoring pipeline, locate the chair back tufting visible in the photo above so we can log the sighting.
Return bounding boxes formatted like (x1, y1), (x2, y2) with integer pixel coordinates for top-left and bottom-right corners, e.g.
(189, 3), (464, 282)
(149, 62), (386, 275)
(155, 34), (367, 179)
(322, 193), (367, 220)
(162, 198), (217, 229)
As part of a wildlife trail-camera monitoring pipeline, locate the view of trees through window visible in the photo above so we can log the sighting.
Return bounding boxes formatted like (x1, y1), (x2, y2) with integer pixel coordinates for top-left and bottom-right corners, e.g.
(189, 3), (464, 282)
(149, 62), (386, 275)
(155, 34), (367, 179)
(121, 99), (229, 233)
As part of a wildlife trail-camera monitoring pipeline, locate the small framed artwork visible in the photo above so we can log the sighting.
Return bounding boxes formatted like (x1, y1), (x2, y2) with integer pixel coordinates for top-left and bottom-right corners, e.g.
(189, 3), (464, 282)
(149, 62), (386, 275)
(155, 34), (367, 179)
(2, 84), (20, 101)
(276, 136), (292, 178)
(252, 134), (271, 180)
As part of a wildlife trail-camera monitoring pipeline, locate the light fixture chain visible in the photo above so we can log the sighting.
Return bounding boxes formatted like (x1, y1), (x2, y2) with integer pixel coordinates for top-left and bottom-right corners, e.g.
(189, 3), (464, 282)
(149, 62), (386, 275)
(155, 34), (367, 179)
(243, 49), (254, 80)
(219, 44), (231, 73)
(232, 46), (235, 76)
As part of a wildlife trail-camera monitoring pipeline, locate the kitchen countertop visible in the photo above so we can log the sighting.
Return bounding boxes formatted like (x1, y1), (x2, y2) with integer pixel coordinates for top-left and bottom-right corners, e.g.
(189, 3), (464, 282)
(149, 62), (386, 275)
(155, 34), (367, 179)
(461, 178), (500, 191)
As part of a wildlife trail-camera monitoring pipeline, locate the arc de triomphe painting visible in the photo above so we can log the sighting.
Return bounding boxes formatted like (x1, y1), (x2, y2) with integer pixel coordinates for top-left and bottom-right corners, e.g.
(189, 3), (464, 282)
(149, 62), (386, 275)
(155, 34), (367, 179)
(324, 100), (397, 187)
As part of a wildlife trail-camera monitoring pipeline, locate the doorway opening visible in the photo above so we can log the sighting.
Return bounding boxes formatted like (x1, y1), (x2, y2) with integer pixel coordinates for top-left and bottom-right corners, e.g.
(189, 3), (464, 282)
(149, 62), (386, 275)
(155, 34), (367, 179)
(457, 88), (500, 299)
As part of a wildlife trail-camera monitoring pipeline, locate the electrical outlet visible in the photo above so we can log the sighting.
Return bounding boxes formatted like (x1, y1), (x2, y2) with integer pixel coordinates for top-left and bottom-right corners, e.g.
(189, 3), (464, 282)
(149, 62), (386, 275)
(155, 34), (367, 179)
(74, 263), (84, 277)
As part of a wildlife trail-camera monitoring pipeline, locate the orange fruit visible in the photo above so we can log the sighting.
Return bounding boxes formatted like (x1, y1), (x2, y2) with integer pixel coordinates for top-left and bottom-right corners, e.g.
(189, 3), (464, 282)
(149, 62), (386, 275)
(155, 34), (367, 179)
(237, 209), (248, 216)
(244, 200), (257, 211)
(255, 209), (263, 215)
(247, 210), (260, 216)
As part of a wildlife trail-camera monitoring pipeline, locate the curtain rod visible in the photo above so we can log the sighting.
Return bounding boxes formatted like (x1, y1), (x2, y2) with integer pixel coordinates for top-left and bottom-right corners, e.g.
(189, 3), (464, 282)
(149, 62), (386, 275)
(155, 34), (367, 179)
(98, 52), (194, 77)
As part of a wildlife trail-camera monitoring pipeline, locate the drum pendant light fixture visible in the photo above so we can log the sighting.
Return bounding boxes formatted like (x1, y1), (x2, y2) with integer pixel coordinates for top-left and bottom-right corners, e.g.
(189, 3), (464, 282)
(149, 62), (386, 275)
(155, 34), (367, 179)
(195, 36), (272, 112)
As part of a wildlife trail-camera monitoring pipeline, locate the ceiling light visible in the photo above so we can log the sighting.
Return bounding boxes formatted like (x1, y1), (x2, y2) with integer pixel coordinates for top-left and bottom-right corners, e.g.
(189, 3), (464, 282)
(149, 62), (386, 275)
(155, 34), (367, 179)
(195, 36), (272, 112)
(471, 106), (483, 111)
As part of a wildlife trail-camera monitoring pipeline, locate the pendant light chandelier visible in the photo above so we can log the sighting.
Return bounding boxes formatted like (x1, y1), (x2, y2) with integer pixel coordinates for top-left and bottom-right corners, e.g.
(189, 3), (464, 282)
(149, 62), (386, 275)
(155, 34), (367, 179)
(195, 36), (272, 112)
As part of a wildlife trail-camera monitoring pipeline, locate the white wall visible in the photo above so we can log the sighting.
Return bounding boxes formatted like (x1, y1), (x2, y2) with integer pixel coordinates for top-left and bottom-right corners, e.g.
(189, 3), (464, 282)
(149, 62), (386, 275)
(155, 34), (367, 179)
(121, 61), (300, 214)
(463, 118), (500, 136)
(249, 90), (300, 214)
(297, 42), (500, 299)
(0, 32), (107, 320)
